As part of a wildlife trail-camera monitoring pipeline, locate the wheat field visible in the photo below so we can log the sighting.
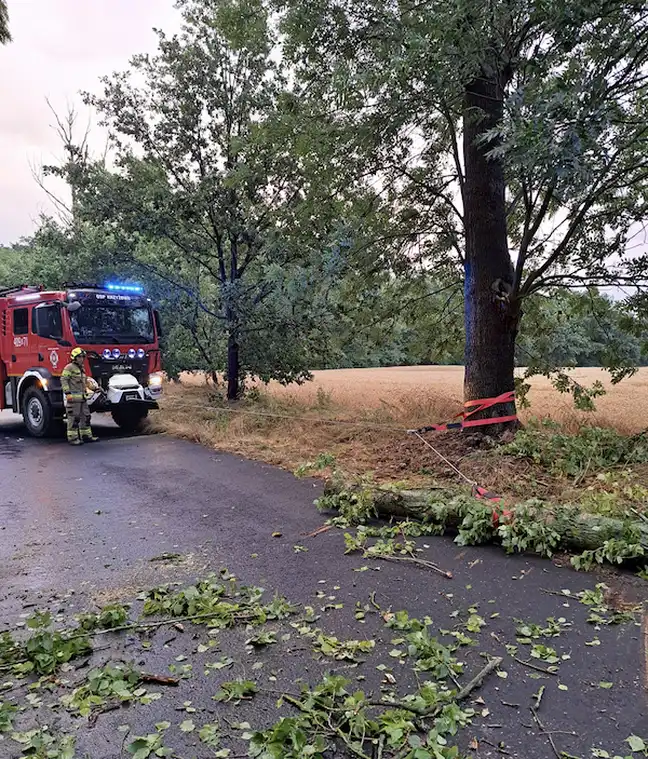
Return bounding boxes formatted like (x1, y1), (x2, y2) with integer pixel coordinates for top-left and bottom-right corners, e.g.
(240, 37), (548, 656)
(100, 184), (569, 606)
(258, 366), (643, 433)
(178, 365), (645, 433)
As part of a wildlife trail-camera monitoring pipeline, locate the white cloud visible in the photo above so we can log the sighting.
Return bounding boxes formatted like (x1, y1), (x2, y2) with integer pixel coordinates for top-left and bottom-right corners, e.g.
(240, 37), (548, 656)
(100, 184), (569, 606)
(0, 0), (181, 244)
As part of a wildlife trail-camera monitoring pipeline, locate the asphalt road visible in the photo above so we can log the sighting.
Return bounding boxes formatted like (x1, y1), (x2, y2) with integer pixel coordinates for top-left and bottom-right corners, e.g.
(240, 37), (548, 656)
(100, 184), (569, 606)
(0, 411), (647, 758)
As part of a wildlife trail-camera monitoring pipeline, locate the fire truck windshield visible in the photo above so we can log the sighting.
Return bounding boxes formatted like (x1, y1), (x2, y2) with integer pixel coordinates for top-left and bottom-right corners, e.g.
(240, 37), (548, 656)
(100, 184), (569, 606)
(70, 304), (155, 345)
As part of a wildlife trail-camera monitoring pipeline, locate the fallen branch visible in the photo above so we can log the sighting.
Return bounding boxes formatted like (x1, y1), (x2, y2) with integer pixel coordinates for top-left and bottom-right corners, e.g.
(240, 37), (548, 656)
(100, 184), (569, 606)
(512, 656), (558, 676)
(369, 656), (503, 718)
(531, 707), (561, 759)
(303, 524), (333, 538)
(367, 553), (453, 579)
(282, 694), (373, 759)
(323, 479), (648, 564)
(140, 672), (180, 686)
(456, 657), (504, 702)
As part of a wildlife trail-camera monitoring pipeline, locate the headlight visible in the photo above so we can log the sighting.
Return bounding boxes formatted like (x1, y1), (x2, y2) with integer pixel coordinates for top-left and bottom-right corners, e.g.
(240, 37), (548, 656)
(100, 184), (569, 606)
(128, 348), (136, 359)
(148, 373), (163, 387)
(112, 348), (121, 359)
(102, 349), (112, 359)
(137, 348), (146, 359)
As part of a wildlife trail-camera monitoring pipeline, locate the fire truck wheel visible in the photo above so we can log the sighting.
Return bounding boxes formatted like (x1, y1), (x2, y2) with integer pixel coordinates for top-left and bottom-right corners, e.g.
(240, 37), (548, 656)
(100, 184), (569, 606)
(111, 407), (149, 433)
(22, 386), (54, 438)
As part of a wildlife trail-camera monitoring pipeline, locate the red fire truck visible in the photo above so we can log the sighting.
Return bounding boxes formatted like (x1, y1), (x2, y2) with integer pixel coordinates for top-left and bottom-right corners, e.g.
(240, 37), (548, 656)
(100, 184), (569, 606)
(0, 282), (163, 437)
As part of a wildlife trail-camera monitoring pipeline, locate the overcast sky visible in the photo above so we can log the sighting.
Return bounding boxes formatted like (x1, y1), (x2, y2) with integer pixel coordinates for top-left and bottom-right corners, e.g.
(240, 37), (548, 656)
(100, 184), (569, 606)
(0, 0), (181, 245)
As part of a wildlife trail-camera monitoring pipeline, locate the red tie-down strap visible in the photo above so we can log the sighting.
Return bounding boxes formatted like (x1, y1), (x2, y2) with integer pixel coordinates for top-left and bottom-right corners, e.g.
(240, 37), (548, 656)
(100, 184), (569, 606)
(409, 390), (517, 434)
(471, 484), (513, 526)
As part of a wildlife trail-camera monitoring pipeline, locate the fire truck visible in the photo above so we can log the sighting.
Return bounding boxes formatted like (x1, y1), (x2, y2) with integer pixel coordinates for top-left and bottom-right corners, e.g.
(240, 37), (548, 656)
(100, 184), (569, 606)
(0, 282), (163, 437)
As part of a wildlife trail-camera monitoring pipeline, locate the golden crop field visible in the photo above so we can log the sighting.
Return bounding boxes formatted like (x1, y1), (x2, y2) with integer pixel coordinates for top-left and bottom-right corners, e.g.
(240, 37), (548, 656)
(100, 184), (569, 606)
(257, 365), (644, 434)
(177, 365), (645, 434)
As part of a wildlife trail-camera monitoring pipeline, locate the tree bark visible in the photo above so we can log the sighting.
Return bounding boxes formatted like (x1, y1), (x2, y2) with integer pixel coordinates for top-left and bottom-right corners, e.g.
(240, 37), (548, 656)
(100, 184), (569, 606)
(227, 334), (240, 401)
(462, 72), (518, 430)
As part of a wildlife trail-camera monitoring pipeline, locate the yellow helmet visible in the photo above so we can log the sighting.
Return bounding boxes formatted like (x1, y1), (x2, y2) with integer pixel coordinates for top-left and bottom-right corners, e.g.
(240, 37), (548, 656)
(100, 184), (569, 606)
(70, 347), (86, 359)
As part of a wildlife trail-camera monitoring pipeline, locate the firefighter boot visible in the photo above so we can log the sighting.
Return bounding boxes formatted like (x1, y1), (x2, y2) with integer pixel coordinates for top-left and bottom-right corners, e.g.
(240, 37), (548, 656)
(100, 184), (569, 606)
(82, 435), (100, 443)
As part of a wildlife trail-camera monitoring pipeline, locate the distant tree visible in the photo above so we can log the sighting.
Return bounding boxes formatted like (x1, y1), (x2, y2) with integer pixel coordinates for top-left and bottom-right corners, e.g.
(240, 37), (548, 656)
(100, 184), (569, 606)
(66, 0), (359, 399)
(0, 1), (11, 44)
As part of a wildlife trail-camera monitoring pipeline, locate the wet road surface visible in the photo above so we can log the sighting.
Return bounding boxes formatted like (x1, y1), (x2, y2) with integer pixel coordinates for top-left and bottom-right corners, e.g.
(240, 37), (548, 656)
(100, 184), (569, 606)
(0, 411), (647, 758)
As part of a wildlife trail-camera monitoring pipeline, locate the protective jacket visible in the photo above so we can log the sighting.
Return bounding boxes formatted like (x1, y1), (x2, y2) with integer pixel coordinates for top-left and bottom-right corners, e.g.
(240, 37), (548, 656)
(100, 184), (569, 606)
(60, 362), (87, 401)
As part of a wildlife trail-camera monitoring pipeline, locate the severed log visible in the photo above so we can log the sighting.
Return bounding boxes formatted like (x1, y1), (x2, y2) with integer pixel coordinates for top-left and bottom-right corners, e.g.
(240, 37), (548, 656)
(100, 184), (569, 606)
(322, 479), (648, 555)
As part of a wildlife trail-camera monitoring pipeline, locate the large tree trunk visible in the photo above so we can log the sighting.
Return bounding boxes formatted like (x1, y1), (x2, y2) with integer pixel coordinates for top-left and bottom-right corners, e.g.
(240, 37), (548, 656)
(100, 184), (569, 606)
(462, 73), (518, 430)
(226, 334), (240, 401)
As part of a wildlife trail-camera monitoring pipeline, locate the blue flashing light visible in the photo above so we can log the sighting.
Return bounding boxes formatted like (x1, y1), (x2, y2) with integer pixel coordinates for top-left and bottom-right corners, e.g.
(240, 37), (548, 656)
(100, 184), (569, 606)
(105, 283), (144, 294)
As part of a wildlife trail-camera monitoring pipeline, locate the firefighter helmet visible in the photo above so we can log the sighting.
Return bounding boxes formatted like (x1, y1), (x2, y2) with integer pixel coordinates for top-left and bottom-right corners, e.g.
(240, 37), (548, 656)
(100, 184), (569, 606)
(70, 347), (86, 359)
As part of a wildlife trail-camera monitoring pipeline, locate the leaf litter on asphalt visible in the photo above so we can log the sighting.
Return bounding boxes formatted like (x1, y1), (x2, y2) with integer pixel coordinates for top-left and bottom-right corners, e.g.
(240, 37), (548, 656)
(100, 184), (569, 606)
(0, 569), (644, 759)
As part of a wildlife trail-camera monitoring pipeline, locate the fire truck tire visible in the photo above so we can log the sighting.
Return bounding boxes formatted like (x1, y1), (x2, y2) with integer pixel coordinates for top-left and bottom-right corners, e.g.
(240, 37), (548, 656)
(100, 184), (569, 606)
(22, 386), (55, 438)
(111, 407), (149, 433)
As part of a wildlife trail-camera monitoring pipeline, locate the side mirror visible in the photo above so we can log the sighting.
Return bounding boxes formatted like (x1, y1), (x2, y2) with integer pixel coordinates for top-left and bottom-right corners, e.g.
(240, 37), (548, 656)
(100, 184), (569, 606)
(66, 301), (82, 313)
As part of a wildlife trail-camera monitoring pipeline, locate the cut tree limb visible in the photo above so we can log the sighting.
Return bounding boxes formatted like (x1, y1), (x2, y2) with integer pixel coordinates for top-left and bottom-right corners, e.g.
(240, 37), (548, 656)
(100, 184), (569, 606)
(323, 480), (648, 559)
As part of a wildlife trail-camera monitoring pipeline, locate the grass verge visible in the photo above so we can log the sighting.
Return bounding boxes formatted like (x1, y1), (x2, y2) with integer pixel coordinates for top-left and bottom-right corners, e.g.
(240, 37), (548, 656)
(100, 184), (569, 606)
(153, 382), (648, 518)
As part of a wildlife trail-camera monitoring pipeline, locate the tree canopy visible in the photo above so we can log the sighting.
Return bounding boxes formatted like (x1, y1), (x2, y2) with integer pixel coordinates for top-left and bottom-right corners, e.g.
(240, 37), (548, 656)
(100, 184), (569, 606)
(2, 0), (648, 412)
(0, 0), (11, 44)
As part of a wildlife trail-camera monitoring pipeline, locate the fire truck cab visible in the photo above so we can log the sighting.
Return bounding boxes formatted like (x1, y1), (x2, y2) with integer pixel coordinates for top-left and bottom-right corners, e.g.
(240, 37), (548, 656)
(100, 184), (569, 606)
(0, 282), (163, 437)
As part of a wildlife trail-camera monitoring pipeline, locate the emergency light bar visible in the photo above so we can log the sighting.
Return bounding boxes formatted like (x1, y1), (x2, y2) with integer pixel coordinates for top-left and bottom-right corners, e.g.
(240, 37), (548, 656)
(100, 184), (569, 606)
(105, 283), (144, 294)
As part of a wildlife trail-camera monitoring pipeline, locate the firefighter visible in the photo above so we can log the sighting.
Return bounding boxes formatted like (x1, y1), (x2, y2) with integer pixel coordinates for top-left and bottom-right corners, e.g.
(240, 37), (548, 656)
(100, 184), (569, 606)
(60, 348), (99, 445)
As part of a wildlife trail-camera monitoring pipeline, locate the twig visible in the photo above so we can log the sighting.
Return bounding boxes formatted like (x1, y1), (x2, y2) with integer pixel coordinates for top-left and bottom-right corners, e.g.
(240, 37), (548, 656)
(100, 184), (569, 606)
(140, 672), (180, 686)
(303, 525), (333, 538)
(375, 734), (385, 759)
(89, 702), (121, 727)
(456, 657), (503, 701)
(531, 707), (561, 759)
(540, 589), (572, 599)
(368, 656), (504, 718)
(369, 553), (453, 579)
(66, 611), (257, 641)
(512, 656), (558, 676)
(480, 738), (512, 756)
(282, 694), (373, 759)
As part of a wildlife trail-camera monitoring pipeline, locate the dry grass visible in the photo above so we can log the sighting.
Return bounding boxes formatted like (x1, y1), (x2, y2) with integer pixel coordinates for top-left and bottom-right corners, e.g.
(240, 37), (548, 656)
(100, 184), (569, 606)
(152, 366), (648, 502)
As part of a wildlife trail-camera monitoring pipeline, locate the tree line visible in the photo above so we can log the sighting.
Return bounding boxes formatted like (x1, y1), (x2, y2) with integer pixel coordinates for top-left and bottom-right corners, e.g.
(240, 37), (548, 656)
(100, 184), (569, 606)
(1, 0), (647, 419)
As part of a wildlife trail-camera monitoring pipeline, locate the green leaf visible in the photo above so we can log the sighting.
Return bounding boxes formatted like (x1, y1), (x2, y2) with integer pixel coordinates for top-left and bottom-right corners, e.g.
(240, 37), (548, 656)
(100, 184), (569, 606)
(627, 735), (647, 753)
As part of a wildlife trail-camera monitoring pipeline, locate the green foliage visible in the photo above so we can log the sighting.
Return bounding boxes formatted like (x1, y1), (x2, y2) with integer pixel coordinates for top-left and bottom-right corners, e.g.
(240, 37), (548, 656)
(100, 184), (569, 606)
(10, 730), (76, 759)
(76, 603), (129, 632)
(313, 633), (375, 661)
(127, 724), (173, 759)
(515, 617), (571, 643)
(0, 699), (17, 733)
(294, 453), (337, 478)
(497, 503), (562, 558)
(60, 662), (161, 717)
(503, 422), (648, 479)
(1, 612), (92, 676)
(213, 679), (258, 703)
(455, 503), (497, 546)
(315, 484), (376, 527)
(572, 535), (645, 572)
(248, 716), (328, 759)
(575, 584), (637, 626)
